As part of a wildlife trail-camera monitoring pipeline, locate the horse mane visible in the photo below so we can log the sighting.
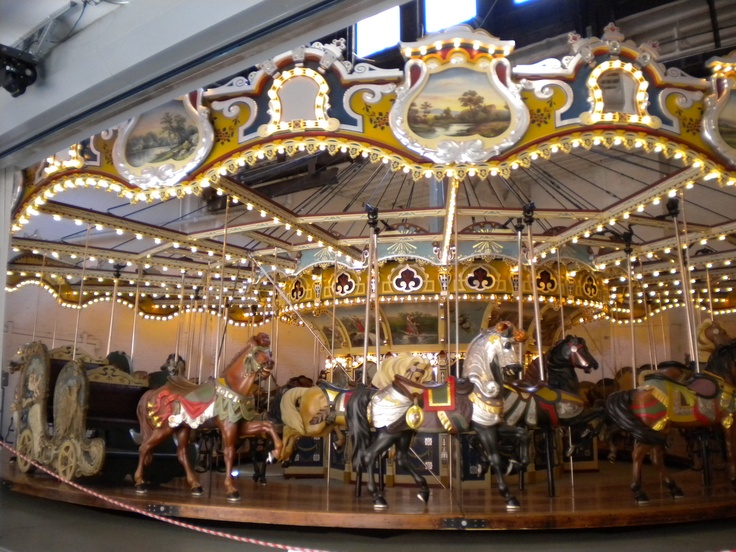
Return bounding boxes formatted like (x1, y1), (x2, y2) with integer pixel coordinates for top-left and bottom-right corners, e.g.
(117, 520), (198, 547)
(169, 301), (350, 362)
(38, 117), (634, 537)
(546, 335), (577, 366)
(372, 354), (430, 388)
(705, 341), (736, 384)
(525, 336), (585, 393)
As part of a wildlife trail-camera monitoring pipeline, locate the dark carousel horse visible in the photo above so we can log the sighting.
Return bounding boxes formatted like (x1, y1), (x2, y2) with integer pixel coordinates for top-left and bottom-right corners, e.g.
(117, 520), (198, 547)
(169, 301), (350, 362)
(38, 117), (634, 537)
(147, 353), (186, 389)
(497, 335), (601, 494)
(134, 332), (284, 502)
(503, 335), (602, 433)
(605, 340), (736, 504)
(348, 322), (529, 511)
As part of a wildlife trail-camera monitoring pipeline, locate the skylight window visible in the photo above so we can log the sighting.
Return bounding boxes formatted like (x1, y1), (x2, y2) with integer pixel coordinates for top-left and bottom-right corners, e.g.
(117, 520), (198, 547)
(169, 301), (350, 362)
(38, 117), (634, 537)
(355, 6), (401, 59)
(425, 0), (477, 33)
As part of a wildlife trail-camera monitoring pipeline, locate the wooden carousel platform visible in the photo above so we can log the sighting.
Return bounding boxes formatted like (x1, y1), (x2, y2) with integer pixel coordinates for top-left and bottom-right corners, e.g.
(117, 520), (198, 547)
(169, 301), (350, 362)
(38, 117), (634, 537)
(2, 448), (736, 531)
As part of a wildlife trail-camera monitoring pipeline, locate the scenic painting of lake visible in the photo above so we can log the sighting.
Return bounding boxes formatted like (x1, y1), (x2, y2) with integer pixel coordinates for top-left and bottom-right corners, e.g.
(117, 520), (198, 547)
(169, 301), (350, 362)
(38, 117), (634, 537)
(407, 68), (512, 140)
(124, 99), (199, 167)
(717, 92), (736, 149)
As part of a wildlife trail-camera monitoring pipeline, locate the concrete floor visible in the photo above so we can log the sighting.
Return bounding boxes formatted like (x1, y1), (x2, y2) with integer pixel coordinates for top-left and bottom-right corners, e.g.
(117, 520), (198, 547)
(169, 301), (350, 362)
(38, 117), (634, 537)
(1, 485), (735, 552)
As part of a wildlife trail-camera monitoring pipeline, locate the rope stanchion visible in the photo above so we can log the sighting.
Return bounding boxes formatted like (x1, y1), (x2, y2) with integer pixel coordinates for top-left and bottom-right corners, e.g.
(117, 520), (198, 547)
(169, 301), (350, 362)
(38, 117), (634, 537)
(0, 439), (334, 552)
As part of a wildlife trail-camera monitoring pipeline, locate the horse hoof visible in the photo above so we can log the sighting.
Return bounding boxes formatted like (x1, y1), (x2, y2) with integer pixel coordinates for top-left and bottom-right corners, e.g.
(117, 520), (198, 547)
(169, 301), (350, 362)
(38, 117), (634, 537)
(667, 482), (685, 500)
(635, 494), (649, 505)
(191, 486), (204, 497)
(226, 492), (241, 503)
(417, 490), (430, 504)
(134, 484), (148, 495)
(373, 498), (388, 510)
(506, 497), (521, 510)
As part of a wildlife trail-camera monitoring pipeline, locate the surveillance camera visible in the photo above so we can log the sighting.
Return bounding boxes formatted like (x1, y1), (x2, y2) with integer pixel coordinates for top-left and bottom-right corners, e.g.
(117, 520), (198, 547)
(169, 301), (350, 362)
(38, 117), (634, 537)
(0, 44), (38, 98)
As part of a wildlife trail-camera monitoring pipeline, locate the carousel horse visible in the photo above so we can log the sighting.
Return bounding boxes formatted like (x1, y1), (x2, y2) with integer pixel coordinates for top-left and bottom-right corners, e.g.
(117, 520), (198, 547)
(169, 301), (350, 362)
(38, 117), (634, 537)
(106, 351), (133, 374)
(605, 340), (736, 504)
(277, 354), (430, 463)
(348, 322), (529, 511)
(604, 321), (733, 467)
(147, 353), (186, 389)
(505, 335), (602, 434)
(134, 332), (284, 502)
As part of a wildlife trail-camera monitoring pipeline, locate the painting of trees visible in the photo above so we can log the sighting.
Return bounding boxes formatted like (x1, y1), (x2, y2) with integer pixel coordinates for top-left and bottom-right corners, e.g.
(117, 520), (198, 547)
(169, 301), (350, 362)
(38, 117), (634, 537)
(124, 100), (199, 166)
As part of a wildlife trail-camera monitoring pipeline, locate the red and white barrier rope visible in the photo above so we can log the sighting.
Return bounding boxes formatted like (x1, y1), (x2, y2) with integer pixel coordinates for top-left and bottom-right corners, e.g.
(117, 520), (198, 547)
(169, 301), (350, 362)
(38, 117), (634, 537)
(0, 439), (333, 552)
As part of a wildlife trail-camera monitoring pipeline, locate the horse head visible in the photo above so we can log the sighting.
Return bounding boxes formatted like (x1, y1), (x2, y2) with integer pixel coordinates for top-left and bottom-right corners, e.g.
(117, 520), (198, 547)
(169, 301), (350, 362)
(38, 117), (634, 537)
(107, 350), (132, 374)
(161, 353), (185, 376)
(252, 332), (271, 349)
(561, 335), (598, 374)
(464, 322), (527, 398)
(705, 340), (736, 386)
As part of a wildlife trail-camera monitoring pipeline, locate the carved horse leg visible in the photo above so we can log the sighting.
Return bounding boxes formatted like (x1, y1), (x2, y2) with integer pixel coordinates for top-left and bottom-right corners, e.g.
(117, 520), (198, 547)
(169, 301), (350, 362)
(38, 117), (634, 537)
(474, 422), (520, 510)
(361, 431), (403, 510)
(174, 425), (204, 496)
(239, 419), (284, 463)
(394, 431), (430, 505)
(722, 424), (736, 493)
(649, 443), (684, 499)
(630, 441), (651, 504)
(217, 419), (242, 502)
(134, 426), (175, 494)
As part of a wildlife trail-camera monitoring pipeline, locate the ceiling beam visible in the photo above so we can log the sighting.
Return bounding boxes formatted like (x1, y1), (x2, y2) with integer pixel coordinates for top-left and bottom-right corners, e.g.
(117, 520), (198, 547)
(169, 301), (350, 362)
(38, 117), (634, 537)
(213, 176), (363, 263)
(35, 200), (296, 271)
(533, 166), (703, 257)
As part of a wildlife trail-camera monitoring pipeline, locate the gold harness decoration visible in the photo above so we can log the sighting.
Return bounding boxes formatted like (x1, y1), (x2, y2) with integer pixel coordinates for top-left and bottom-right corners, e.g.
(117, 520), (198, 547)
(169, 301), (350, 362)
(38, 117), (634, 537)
(469, 392), (504, 415)
(406, 403), (424, 430)
(215, 378), (256, 423)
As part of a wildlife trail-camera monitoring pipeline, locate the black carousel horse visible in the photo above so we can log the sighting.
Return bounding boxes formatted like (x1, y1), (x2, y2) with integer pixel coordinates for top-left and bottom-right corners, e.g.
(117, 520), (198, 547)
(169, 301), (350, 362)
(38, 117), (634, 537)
(497, 335), (601, 495)
(348, 323), (529, 511)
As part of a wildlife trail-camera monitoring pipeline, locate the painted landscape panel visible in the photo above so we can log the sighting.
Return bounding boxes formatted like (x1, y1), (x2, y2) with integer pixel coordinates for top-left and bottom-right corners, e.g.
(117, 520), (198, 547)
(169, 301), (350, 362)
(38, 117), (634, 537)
(408, 68), (511, 139)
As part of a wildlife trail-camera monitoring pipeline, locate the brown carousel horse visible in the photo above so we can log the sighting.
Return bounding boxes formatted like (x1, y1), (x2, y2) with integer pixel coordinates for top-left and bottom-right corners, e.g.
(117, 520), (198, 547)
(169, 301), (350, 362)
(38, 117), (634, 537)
(134, 332), (283, 502)
(605, 339), (736, 504)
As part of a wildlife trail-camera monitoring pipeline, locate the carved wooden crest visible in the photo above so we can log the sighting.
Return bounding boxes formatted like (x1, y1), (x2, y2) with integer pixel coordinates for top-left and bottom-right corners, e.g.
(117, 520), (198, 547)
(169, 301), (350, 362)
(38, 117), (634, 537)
(389, 26), (529, 164)
(113, 92), (214, 188)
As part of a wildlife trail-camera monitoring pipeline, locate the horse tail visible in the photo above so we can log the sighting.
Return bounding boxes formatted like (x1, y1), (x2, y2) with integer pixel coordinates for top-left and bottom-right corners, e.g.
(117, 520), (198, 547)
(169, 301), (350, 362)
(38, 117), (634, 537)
(604, 390), (667, 446)
(136, 388), (160, 444)
(347, 383), (373, 472)
(280, 387), (309, 435)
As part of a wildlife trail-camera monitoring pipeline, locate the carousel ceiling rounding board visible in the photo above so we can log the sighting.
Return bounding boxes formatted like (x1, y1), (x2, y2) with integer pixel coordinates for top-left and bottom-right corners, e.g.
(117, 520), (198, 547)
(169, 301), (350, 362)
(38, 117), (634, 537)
(6, 24), (736, 336)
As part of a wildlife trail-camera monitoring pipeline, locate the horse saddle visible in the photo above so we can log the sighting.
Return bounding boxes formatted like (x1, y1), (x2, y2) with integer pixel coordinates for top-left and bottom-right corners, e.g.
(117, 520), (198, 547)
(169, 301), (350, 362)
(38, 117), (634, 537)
(165, 375), (202, 397)
(317, 379), (356, 393)
(392, 375), (472, 412)
(645, 372), (719, 400)
(506, 379), (545, 394)
(685, 374), (719, 399)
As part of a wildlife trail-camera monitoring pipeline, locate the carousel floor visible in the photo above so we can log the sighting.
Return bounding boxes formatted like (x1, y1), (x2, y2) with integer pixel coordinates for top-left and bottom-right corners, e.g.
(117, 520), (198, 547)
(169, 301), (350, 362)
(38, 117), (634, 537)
(2, 448), (736, 538)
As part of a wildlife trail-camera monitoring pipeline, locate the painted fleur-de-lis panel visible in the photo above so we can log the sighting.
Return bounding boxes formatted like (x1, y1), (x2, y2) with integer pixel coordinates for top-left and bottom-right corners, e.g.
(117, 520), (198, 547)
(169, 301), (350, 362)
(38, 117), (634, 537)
(290, 279), (306, 301)
(536, 269), (558, 293)
(334, 271), (356, 296)
(465, 265), (496, 291)
(391, 264), (424, 293)
(583, 275), (598, 298)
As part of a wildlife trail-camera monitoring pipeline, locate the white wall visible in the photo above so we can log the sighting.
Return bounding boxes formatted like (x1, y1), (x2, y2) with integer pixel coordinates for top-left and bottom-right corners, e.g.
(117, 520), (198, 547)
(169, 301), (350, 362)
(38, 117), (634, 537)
(571, 308), (736, 385)
(1, 285), (323, 439)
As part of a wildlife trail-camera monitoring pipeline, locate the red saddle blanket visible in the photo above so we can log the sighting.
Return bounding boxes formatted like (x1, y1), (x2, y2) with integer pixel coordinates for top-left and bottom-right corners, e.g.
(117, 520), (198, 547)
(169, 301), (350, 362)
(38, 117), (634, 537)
(423, 376), (456, 412)
(152, 381), (216, 422)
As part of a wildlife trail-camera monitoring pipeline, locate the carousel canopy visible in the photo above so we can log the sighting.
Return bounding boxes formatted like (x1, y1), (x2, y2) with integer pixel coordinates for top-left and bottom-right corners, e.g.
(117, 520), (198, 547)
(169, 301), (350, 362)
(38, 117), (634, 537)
(5, 1), (736, 338)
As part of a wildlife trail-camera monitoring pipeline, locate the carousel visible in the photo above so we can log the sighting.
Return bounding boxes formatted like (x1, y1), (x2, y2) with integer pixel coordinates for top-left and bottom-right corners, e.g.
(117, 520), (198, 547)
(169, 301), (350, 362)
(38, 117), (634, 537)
(2, 20), (736, 533)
